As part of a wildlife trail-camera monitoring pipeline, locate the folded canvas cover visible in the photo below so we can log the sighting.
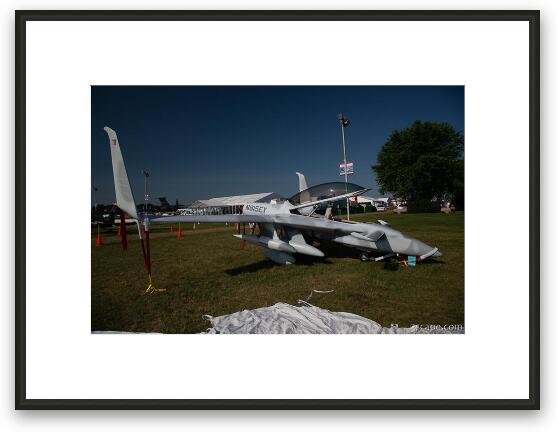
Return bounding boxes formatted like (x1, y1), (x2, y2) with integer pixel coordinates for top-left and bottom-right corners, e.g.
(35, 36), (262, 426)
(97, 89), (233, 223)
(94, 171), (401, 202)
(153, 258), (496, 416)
(203, 303), (463, 334)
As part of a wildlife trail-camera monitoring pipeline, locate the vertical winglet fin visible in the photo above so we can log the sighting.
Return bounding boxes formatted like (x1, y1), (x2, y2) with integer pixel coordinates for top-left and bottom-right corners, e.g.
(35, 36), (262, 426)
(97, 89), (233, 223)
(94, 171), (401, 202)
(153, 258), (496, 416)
(295, 172), (308, 192)
(104, 127), (138, 220)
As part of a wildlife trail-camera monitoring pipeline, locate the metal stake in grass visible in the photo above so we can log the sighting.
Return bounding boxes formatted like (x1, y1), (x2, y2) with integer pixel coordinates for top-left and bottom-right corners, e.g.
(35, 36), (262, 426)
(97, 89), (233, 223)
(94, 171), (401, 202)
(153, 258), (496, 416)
(138, 219), (165, 295)
(240, 223), (248, 250)
(120, 210), (127, 251)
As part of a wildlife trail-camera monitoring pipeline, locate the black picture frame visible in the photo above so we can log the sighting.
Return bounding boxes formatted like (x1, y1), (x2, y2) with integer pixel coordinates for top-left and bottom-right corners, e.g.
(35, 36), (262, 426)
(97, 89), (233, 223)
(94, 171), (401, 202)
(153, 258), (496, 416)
(15, 10), (540, 410)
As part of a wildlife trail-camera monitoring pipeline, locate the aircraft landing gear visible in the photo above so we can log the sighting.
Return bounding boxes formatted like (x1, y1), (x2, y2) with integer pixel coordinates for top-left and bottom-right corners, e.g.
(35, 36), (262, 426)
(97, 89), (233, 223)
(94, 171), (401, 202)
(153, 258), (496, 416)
(360, 252), (371, 262)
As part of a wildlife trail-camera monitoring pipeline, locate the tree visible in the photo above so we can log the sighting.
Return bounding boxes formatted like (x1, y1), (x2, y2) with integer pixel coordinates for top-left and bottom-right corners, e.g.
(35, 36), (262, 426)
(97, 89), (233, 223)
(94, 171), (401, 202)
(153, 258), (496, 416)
(372, 121), (464, 211)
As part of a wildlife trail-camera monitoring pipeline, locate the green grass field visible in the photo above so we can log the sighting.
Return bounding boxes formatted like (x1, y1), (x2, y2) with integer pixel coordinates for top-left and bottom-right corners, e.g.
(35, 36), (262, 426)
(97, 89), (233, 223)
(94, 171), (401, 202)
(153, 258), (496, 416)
(91, 212), (464, 333)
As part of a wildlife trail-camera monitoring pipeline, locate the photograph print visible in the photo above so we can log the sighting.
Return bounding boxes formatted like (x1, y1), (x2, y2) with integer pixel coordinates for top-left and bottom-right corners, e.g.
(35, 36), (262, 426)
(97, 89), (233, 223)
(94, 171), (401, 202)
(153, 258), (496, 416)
(91, 85), (464, 334)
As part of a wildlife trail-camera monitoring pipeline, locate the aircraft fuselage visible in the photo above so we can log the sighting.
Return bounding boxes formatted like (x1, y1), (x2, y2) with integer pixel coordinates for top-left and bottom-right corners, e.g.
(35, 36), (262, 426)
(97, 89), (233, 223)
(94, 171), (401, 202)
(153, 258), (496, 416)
(239, 201), (441, 262)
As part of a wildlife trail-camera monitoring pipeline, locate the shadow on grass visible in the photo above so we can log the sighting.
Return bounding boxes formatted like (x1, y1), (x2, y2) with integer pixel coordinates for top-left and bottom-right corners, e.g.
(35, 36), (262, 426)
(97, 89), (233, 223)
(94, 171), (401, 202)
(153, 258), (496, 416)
(225, 256), (333, 276)
(383, 259), (400, 271)
(417, 258), (446, 265)
(382, 257), (446, 271)
(294, 255), (334, 266)
(313, 241), (362, 260)
(225, 260), (276, 275)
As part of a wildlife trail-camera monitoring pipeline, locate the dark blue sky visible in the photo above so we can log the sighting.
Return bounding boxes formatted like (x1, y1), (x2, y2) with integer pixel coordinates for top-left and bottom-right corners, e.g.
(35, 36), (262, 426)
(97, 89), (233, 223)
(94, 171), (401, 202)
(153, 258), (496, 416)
(91, 86), (464, 205)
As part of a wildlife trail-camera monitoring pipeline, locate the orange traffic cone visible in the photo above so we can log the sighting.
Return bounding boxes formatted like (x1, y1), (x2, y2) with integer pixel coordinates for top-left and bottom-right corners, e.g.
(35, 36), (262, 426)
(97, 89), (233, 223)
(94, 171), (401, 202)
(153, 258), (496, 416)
(177, 223), (183, 238)
(96, 226), (103, 247)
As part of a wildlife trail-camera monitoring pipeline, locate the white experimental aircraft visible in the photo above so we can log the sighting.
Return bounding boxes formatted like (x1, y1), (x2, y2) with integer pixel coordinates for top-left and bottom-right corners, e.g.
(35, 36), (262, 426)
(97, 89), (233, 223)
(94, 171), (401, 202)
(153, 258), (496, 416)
(105, 127), (441, 270)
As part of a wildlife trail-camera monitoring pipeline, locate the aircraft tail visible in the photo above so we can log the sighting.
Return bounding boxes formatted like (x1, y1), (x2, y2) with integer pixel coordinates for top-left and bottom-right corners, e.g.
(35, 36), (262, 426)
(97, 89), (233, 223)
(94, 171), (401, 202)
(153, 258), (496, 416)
(295, 172), (308, 192)
(104, 127), (138, 220)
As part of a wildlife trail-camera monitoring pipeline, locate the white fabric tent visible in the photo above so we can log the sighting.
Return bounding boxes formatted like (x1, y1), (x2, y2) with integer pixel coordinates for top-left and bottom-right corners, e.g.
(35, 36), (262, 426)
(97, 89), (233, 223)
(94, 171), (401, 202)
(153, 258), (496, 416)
(189, 192), (283, 209)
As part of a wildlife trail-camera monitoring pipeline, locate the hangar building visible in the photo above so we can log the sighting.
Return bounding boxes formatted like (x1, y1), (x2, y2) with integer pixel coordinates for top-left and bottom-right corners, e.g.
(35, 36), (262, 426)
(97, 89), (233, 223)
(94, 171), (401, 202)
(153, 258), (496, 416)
(181, 192), (284, 215)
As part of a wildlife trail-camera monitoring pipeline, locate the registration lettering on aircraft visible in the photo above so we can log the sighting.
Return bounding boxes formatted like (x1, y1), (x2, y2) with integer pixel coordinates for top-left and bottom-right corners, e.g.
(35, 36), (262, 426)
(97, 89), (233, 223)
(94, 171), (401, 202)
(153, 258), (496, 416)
(244, 204), (267, 214)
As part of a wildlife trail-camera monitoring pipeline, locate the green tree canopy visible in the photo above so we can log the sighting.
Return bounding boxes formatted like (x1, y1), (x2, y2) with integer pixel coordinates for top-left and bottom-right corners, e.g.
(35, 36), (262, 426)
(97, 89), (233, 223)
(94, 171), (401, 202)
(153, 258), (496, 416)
(372, 121), (464, 210)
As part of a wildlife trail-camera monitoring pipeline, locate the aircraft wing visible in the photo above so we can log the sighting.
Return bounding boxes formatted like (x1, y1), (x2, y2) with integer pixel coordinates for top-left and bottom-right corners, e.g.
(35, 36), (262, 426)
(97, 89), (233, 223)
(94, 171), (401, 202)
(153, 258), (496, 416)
(149, 214), (270, 224)
(271, 214), (368, 234)
(148, 214), (369, 235)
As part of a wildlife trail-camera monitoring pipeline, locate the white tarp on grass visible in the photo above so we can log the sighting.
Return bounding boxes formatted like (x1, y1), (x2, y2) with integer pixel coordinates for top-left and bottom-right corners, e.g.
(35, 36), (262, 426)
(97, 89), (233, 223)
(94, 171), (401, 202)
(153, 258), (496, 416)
(203, 302), (463, 334)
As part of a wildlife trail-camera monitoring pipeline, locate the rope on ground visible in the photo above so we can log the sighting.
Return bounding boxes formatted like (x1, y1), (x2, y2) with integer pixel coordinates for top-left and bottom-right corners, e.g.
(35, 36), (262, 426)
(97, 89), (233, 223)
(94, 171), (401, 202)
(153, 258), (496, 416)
(297, 289), (335, 306)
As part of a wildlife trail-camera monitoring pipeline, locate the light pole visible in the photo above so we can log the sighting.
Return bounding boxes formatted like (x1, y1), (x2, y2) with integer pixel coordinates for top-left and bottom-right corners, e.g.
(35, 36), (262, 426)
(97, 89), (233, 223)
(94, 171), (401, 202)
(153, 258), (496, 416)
(337, 113), (351, 220)
(92, 186), (98, 210)
(143, 170), (150, 207)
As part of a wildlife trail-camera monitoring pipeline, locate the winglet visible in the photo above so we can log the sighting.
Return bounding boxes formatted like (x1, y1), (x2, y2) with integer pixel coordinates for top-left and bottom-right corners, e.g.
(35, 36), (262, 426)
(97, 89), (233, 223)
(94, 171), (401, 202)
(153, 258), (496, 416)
(104, 127), (138, 220)
(295, 172), (308, 192)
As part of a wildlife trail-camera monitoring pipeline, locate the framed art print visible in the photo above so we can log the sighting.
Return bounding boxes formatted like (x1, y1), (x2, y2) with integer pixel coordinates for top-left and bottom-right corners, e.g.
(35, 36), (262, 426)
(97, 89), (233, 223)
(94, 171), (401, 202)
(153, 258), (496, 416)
(15, 10), (539, 409)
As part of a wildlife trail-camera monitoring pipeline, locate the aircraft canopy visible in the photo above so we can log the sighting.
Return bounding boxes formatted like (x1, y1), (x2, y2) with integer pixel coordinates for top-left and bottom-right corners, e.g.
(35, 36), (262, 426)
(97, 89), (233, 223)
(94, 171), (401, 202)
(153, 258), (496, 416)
(288, 182), (367, 205)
